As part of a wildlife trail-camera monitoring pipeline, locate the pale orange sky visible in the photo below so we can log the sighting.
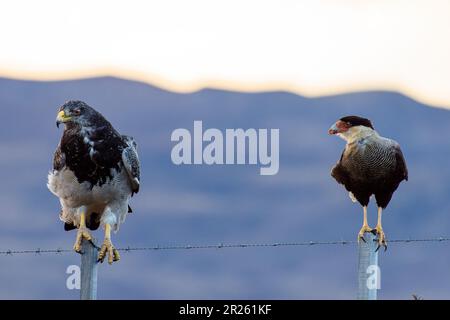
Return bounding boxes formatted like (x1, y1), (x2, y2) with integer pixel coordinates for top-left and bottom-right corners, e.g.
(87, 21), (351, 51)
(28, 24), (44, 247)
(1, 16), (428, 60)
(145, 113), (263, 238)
(0, 0), (450, 107)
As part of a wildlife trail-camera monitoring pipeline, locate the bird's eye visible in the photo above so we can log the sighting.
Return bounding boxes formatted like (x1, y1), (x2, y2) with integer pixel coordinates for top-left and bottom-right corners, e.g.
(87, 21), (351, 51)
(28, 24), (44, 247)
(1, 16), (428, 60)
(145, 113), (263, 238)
(72, 108), (81, 116)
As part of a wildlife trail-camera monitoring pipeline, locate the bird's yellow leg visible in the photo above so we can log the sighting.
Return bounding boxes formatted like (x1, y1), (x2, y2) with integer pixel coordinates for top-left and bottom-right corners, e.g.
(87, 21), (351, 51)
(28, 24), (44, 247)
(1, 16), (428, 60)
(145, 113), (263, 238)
(98, 224), (120, 264)
(357, 206), (372, 243)
(372, 207), (387, 251)
(73, 210), (93, 253)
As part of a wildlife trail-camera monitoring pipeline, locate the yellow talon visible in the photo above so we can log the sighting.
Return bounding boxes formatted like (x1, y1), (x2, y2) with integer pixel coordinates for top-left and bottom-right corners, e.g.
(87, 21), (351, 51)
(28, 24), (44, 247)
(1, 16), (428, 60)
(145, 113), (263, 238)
(98, 224), (120, 264)
(357, 206), (372, 243)
(357, 225), (373, 243)
(73, 211), (93, 253)
(372, 225), (387, 252)
(373, 207), (387, 252)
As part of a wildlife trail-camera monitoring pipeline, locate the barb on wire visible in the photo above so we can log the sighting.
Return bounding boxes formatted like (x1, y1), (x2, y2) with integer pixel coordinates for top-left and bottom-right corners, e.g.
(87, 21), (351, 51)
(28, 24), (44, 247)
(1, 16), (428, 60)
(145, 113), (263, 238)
(0, 248), (73, 255)
(1, 236), (450, 256)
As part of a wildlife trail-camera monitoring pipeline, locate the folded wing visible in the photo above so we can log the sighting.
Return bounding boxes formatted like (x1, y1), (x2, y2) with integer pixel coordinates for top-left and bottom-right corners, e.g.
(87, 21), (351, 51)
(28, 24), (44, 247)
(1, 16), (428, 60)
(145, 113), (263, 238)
(121, 135), (141, 195)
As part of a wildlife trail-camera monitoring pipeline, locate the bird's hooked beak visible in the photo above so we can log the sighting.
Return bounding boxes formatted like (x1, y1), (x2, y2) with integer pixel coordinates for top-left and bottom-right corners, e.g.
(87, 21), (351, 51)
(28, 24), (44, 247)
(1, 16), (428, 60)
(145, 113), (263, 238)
(328, 122), (339, 135)
(328, 124), (338, 134)
(328, 120), (348, 135)
(56, 110), (71, 128)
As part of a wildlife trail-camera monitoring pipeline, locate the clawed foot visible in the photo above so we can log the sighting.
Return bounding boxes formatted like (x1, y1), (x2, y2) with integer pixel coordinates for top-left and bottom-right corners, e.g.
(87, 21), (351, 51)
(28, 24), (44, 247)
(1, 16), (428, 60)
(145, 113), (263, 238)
(357, 225), (373, 243)
(73, 227), (93, 253)
(98, 238), (120, 264)
(371, 227), (387, 252)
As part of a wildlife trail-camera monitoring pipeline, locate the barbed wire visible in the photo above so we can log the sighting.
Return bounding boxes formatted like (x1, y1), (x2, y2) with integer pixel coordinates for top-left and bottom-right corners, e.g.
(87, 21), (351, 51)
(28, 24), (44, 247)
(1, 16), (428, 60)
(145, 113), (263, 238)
(1, 236), (449, 256)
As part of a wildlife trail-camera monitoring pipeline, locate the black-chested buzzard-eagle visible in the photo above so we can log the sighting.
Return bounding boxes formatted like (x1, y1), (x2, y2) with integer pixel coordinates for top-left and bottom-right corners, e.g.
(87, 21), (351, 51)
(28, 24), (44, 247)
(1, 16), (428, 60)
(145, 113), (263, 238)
(47, 100), (140, 264)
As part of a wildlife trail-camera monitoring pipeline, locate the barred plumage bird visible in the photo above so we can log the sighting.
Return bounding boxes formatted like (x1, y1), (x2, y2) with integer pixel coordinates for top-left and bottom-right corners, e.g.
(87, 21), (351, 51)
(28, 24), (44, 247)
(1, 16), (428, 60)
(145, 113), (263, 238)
(329, 116), (408, 251)
(47, 100), (140, 264)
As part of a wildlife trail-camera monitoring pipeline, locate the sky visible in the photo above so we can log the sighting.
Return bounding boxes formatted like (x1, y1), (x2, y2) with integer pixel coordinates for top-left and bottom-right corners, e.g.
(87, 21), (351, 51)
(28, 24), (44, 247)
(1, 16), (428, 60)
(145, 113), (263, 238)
(0, 0), (450, 107)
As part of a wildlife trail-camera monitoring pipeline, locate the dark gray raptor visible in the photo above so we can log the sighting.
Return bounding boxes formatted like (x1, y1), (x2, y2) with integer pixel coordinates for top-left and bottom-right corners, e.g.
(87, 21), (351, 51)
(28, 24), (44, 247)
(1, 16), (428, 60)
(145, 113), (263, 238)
(48, 100), (141, 264)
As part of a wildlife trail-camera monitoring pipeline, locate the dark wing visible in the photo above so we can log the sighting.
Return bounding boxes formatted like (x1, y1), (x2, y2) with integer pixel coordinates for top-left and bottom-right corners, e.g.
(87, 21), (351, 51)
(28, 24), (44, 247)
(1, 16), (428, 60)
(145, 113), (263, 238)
(331, 150), (350, 187)
(53, 143), (66, 171)
(121, 137), (140, 195)
(331, 147), (371, 207)
(89, 125), (124, 169)
(393, 144), (408, 182)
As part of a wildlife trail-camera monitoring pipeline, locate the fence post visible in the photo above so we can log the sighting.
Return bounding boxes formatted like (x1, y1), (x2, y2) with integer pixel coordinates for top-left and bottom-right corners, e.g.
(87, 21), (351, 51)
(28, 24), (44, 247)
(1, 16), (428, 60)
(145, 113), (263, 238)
(357, 232), (379, 300)
(80, 239), (98, 300)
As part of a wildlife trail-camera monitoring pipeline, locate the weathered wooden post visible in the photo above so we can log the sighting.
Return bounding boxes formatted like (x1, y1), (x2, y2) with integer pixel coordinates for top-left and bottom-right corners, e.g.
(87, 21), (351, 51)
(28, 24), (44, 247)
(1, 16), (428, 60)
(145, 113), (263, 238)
(80, 239), (98, 300)
(357, 232), (379, 300)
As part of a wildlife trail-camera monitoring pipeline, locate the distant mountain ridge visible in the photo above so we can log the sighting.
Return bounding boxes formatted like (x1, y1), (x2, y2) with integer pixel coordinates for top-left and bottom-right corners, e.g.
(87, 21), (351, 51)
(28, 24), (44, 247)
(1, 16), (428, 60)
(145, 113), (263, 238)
(2, 75), (447, 109)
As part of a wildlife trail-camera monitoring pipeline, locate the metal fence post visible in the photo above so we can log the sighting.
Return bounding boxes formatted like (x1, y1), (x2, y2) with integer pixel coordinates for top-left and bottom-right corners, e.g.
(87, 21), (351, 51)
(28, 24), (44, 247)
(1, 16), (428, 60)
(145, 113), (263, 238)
(357, 232), (379, 300)
(80, 239), (98, 300)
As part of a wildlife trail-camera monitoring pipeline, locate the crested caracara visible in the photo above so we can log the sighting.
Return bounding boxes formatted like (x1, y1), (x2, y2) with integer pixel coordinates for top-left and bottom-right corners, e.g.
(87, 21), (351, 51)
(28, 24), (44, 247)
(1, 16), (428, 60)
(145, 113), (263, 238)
(329, 116), (408, 251)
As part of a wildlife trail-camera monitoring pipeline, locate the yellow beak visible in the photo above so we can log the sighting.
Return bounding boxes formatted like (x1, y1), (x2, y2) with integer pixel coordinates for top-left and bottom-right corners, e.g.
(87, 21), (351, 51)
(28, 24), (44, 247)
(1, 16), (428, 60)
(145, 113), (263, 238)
(56, 110), (71, 127)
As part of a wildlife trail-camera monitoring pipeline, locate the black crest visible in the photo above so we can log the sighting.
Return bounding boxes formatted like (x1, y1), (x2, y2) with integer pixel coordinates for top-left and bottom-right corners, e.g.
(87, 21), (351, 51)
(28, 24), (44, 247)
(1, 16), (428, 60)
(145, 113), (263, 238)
(340, 116), (374, 129)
